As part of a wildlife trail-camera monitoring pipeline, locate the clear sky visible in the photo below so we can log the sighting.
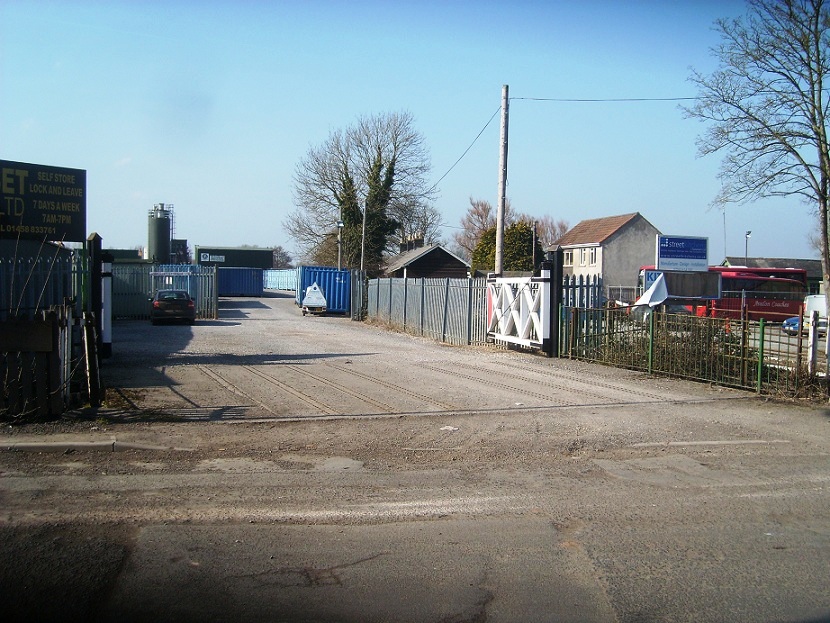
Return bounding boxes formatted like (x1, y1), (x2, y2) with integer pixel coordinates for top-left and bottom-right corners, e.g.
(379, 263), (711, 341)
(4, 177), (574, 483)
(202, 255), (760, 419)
(0, 0), (818, 263)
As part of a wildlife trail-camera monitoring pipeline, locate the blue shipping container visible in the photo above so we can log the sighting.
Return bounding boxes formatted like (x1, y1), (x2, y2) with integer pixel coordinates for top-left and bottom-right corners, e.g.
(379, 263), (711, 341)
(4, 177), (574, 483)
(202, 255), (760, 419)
(218, 267), (264, 297)
(296, 266), (350, 314)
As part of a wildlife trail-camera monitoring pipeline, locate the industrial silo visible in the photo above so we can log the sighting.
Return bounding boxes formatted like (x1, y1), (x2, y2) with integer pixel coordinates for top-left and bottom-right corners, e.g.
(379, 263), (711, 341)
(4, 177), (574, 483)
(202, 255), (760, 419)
(147, 203), (172, 263)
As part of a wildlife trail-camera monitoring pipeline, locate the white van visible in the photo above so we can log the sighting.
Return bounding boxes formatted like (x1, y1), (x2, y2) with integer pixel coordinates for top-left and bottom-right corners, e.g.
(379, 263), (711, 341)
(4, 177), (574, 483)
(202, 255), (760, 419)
(804, 294), (826, 318)
(803, 294), (827, 331)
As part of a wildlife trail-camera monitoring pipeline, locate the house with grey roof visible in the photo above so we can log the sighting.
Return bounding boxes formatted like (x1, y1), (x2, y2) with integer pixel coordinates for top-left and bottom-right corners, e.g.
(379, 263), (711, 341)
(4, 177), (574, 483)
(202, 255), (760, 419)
(552, 212), (661, 302)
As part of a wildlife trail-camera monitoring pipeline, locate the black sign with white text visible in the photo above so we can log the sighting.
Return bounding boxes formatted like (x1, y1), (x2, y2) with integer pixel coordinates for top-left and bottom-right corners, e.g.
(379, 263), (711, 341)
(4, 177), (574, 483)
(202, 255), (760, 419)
(0, 159), (87, 242)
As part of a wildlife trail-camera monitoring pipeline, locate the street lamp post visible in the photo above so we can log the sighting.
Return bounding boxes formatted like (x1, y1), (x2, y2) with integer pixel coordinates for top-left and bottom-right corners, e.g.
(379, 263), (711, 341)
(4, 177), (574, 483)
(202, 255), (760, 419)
(745, 230), (751, 264)
(337, 221), (344, 270)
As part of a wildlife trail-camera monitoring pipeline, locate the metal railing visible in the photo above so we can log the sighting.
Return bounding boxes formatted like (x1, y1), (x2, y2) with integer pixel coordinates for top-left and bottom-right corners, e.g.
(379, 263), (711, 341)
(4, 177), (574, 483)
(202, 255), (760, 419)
(363, 275), (828, 398)
(367, 277), (489, 346)
(111, 263), (218, 320)
(564, 306), (828, 397)
(1, 253), (83, 321)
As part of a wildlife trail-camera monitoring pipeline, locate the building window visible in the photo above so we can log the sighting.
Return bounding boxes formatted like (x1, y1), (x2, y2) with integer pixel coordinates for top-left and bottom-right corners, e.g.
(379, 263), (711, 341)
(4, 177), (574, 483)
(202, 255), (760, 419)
(580, 249), (587, 266)
(563, 250), (573, 267)
(589, 247), (597, 266)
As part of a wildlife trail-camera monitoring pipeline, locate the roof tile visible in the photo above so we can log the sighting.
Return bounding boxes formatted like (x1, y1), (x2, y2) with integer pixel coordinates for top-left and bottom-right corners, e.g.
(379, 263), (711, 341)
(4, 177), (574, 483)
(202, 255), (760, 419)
(557, 212), (641, 246)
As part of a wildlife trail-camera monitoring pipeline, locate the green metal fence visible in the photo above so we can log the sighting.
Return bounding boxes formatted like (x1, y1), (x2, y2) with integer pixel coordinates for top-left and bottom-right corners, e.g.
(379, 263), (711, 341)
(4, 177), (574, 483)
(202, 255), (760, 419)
(564, 306), (828, 397)
(365, 274), (828, 398)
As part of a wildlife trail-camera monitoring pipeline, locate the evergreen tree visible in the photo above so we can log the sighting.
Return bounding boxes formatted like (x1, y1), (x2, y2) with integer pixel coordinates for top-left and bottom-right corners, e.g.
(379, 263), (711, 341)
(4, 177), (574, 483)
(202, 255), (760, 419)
(470, 222), (544, 275)
(337, 166), (363, 269)
(470, 227), (497, 275)
(503, 221), (544, 272)
(362, 148), (399, 276)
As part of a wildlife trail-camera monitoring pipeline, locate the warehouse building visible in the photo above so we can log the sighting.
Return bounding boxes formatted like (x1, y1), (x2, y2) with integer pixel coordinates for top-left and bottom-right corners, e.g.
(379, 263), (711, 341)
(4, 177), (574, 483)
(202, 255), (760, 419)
(194, 246), (274, 269)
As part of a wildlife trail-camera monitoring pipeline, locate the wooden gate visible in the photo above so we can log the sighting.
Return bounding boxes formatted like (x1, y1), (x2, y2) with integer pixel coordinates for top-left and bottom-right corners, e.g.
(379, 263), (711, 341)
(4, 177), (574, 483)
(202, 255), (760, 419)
(1, 311), (64, 418)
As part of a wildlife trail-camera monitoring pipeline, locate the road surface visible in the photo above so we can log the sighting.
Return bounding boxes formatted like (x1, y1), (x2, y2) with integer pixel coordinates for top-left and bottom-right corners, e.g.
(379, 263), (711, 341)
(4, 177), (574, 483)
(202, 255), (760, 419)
(2, 292), (828, 622)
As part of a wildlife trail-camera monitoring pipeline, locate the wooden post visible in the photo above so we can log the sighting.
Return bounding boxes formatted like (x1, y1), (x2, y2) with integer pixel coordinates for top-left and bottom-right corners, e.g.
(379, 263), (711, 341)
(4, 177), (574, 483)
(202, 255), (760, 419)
(495, 84), (509, 276)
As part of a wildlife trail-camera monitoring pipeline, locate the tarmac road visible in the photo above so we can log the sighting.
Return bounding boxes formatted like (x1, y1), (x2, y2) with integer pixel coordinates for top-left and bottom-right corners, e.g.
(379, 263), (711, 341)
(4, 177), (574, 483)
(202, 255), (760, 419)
(1, 292), (829, 622)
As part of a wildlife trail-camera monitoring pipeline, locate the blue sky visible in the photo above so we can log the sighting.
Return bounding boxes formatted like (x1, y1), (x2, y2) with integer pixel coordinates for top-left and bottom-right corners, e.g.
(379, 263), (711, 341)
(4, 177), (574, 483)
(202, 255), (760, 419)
(0, 0), (817, 262)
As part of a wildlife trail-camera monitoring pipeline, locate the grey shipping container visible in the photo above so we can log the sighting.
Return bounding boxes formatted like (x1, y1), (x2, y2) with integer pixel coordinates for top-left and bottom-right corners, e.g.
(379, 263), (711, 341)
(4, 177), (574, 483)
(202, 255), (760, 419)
(218, 267), (264, 297)
(296, 266), (350, 314)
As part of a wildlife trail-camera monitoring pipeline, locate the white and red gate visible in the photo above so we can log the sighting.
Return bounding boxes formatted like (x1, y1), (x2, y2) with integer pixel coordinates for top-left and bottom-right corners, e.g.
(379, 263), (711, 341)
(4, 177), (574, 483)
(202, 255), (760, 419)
(487, 267), (553, 355)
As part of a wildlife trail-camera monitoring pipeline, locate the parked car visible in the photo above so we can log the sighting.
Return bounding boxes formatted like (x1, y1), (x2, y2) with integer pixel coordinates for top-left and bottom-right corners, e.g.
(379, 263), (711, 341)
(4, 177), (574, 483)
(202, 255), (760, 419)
(781, 316), (827, 337)
(150, 289), (196, 325)
(782, 317), (800, 336)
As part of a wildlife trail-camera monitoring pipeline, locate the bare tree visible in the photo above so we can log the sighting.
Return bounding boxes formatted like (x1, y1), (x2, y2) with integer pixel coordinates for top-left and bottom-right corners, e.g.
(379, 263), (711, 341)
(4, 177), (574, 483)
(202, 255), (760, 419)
(452, 197), (514, 261)
(286, 112), (439, 269)
(534, 214), (570, 249)
(451, 197), (567, 262)
(350, 113), (438, 250)
(685, 0), (830, 303)
(272, 246), (293, 269)
(286, 128), (349, 262)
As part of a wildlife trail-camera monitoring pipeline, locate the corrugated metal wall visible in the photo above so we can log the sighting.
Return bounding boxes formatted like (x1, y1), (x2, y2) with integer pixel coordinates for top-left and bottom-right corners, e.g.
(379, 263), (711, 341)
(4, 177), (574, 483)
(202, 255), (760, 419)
(367, 278), (489, 346)
(112, 264), (218, 319)
(264, 269), (298, 291)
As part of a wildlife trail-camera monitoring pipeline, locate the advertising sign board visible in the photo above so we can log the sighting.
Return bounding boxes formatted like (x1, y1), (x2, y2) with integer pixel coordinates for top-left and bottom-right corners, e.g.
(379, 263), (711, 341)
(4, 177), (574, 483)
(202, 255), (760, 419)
(656, 235), (708, 271)
(644, 269), (663, 291)
(0, 159), (87, 242)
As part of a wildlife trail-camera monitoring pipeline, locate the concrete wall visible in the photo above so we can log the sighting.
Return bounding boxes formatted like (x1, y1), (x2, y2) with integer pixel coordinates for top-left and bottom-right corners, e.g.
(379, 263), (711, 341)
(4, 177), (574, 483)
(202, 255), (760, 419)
(602, 216), (660, 288)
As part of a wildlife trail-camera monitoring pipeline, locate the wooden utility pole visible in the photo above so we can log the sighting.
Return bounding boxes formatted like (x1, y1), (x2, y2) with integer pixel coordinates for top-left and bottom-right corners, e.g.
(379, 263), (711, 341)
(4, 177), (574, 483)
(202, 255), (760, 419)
(495, 84), (509, 275)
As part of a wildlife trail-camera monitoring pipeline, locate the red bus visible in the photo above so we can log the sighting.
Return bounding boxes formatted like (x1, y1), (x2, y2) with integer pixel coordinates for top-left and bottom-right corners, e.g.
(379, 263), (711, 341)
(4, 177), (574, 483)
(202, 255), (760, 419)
(638, 265), (807, 321)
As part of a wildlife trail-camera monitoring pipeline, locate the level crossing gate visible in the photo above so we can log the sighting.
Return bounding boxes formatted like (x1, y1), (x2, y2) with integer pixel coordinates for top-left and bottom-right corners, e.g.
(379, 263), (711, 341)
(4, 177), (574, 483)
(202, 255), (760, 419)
(487, 266), (554, 356)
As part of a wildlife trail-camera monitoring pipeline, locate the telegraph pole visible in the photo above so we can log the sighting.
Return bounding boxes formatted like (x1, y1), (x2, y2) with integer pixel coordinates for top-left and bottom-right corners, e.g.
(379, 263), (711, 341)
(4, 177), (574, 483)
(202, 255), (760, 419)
(495, 84), (509, 275)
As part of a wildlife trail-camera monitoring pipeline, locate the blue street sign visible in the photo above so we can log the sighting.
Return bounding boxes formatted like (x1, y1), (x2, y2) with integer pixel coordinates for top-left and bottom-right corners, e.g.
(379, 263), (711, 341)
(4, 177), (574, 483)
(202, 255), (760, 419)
(656, 235), (708, 271)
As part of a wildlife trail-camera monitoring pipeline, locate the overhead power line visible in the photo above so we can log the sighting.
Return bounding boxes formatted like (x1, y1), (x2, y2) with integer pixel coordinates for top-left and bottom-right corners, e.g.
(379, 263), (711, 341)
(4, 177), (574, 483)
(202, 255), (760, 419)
(429, 93), (699, 200)
(428, 106), (501, 193)
(512, 96), (698, 102)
